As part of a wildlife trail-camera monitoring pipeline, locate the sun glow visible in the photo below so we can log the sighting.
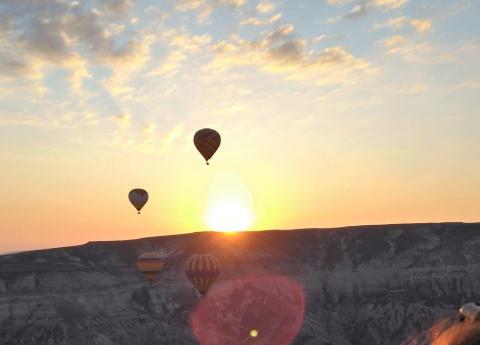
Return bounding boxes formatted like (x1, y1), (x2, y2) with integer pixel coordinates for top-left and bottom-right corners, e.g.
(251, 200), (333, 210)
(205, 172), (255, 232)
(206, 198), (254, 231)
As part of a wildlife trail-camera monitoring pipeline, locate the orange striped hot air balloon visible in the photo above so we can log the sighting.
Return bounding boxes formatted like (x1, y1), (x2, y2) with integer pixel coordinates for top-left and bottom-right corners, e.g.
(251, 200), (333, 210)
(137, 252), (164, 283)
(185, 254), (220, 295)
(193, 128), (221, 165)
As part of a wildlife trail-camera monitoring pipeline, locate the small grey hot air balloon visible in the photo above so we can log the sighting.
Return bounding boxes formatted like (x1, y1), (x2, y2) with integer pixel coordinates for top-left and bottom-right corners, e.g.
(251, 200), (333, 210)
(128, 189), (148, 214)
(194, 128), (221, 165)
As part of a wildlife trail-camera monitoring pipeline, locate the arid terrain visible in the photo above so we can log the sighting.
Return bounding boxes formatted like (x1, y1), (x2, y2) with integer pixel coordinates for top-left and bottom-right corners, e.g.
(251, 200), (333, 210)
(1, 222), (479, 345)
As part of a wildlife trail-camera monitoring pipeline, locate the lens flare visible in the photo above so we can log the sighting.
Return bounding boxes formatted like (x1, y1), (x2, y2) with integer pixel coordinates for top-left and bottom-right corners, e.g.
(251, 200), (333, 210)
(191, 274), (305, 345)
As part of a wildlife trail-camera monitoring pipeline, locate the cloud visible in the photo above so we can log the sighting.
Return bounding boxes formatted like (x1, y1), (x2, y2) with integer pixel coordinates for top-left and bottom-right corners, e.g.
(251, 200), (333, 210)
(331, 0), (409, 8)
(452, 80), (480, 90)
(175, 0), (247, 23)
(143, 123), (156, 135)
(410, 19), (432, 33)
(380, 35), (455, 64)
(162, 123), (185, 146)
(397, 81), (428, 95)
(371, 0), (407, 9)
(175, 0), (206, 11)
(124, 122), (186, 154)
(114, 112), (131, 125)
(166, 31), (212, 52)
(326, 0), (408, 22)
(344, 4), (370, 19)
(147, 50), (188, 77)
(256, 1), (276, 14)
(375, 16), (432, 33)
(265, 24), (295, 42)
(313, 35), (327, 43)
(326, 0), (351, 4)
(147, 30), (212, 77)
(311, 34), (349, 45)
(208, 24), (373, 84)
(0, 0), (152, 93)
(374, 16), (409, 30)
(382, 35), (408, 49)
(0, 60), (35, 79)
(240, 13), (282, 26)
(101, 0), (135, 18)
(269, 39), (305, 62)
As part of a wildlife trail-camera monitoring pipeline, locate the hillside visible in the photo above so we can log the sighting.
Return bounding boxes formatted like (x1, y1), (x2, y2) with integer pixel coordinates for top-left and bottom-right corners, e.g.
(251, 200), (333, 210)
(1, 222), (479, 345)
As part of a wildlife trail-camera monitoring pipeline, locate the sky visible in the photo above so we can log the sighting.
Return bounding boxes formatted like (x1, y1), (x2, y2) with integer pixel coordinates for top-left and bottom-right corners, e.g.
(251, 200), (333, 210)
(0, 0), (479, 252)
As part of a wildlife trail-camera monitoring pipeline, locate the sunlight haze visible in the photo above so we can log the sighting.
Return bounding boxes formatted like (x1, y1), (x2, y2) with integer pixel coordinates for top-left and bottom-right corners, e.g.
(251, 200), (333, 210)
(0, 0), (479, 252)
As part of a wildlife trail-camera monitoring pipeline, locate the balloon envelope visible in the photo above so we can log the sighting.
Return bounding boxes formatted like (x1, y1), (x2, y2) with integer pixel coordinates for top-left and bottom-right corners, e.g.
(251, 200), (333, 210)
(194, 129), (221, 165)
(137, 252), (164, 283)
(185, 254), (220, 295)
(129, 189), (148, 214)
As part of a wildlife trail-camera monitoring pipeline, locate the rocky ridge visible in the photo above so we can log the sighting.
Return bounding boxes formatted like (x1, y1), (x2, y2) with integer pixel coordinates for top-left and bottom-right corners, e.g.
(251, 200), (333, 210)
(1, 222), (479, 345)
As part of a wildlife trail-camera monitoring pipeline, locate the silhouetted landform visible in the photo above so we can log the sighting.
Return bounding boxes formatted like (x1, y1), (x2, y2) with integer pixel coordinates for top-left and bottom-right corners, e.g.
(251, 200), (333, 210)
(1, 222), (479, 345)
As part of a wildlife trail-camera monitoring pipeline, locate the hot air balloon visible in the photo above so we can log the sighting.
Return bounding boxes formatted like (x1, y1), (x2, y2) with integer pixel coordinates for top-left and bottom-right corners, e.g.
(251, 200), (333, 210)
(129, 189), (148, 214)
(194, 128), (221, 165)
(185, 254), (220, 295)
(137, 252), (164, 283)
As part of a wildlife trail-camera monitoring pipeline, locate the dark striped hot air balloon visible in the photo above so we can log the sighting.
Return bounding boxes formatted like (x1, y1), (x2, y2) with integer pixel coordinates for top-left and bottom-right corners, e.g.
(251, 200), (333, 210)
(185, 254), (220, 295)
(129, 188), (148, 214)
(137, 252), (164, 283)
(193, 128), (221, 165)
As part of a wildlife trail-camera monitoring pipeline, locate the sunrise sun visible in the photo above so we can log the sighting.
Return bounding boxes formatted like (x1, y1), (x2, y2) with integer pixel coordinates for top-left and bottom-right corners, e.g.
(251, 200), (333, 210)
(206, 198), (254, 232)
(204, 172), (255, 232)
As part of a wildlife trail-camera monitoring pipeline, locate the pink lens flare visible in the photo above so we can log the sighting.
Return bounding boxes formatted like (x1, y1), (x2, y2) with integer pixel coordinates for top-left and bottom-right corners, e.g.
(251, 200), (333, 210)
(190, 273), (306, 345)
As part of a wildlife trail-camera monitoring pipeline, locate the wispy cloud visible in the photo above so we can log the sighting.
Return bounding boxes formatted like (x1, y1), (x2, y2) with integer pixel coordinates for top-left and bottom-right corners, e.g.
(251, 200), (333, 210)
(0, 0), (152, 94)
(410, 19), (432, 33)
(209, 24), (373, 84)
(256, 1), (276, 14)
(375, 16), (432, 33)
(147, 30), (212, 77)
(380, 35), (455, 64)
(175, 0), (247, 23)
(327, 0), (408, 22)
(452, 80), (480, 90)
(240, 13), (282, 26)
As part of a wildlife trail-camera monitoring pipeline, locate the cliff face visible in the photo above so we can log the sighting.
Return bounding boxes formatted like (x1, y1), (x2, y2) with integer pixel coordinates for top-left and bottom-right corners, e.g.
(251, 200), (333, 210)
(1, 223), (479, 345)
